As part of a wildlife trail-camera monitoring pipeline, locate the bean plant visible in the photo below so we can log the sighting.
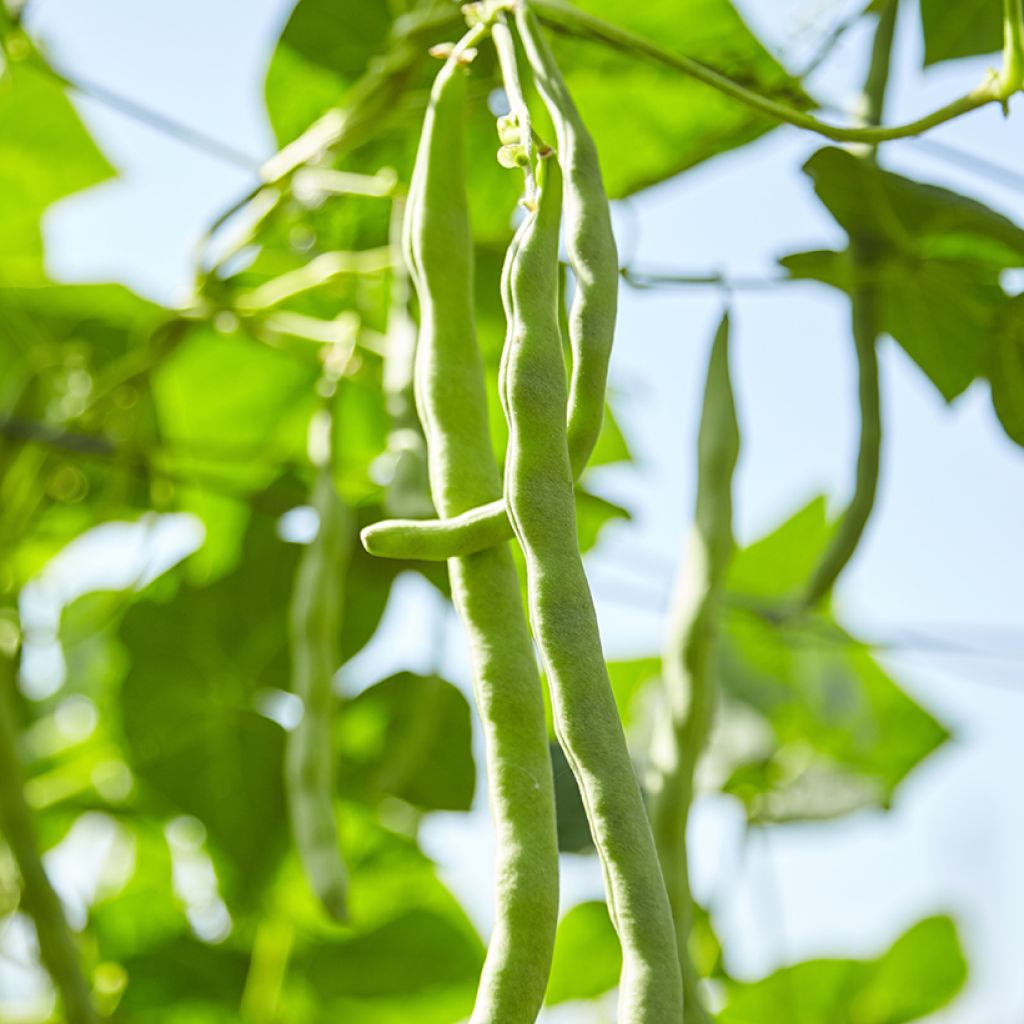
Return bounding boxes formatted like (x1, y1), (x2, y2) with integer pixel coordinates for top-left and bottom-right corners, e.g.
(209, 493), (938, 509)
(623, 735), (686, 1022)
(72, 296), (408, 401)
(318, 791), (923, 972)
(1, 0), (1022, 1022)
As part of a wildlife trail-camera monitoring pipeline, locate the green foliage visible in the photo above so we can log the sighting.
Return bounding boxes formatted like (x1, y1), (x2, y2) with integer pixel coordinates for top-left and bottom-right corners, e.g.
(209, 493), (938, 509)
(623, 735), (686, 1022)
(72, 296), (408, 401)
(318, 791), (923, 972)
(720, 499), (949, 822)
(784, 146), (1024, 444)
(0, 45), (113, 283)
(719, 916), (968, 1023)
(5, 0), (1017, 1017)
(920, 0), (1003, 66)
(545, 900), (620, 1004)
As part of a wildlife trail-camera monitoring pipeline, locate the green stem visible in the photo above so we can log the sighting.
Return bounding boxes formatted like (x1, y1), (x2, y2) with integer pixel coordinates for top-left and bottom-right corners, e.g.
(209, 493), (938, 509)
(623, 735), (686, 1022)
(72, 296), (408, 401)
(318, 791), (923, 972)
(530, 0), (1014, 144)
(799, 0), (895, 611)
(0, 648), (97, 1024)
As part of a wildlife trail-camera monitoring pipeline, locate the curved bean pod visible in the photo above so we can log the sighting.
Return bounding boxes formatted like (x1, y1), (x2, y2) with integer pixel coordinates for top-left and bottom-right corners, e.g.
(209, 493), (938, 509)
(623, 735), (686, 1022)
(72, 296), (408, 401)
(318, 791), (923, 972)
(286, 458), (352, 922)
(502, 151), (683, 1023)
(409, 42), (559, 1024)
(516, 2), (617, 476)
(361, 11), (619, 562)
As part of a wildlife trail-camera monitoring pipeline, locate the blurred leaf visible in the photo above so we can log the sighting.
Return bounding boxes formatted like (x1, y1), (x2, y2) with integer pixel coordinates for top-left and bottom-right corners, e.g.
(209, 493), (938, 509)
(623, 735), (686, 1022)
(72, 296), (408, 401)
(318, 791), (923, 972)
(721, 499), (949, 820)
(0, 48), (113, 283)
(340, 672), (475, 812)
(728, 497), (834, 602)
(90, 822), (188, 960)
(576, 488), (630, 552)
(116, 936), (249, 1019)
(919, 0), (1002, 66)
(785, 147), (1024, 402)
(118, 516), (294, 903)
(607, 656), (661, 726)
(550, 741), (593, 853)
(295, 907), (484, 998)
(151, 325), (317, 577)
(720, 915), (967, 1023)
(546, 900), (620, 1005)
(262, 0), (806, 242)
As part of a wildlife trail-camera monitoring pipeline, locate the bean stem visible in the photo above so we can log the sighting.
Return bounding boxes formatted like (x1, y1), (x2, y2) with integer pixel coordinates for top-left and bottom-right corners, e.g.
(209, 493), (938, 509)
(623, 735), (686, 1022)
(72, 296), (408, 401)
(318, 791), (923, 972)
(0, 648), (97, 1024)
(530, 0), (1020, 144)
(798, 0), (896, 612)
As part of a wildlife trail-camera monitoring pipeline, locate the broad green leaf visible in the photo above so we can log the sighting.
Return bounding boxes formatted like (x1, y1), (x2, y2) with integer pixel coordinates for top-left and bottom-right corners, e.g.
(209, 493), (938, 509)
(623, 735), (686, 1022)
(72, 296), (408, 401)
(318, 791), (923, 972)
(339, 672), (475, 812)
(782, 247), (1002, 401)
(294, 907), (484, 1000)
(720, 915), (967, 1023)
(728, 497), (834, 601)
(721, 499), (949, 820)
(919, 0), (1002, 66)
(546, 900), (620, 1005)
(803, 148), (1024, 268)
(261, 0), (806, 241)
(118, 517), (295, 903)
(115, 937), (249, 1020)
(151, 325), (317, 577)
(90, 822), (188, 961)
(786, 148), (1024, 401)
(0, 45), (113, 283)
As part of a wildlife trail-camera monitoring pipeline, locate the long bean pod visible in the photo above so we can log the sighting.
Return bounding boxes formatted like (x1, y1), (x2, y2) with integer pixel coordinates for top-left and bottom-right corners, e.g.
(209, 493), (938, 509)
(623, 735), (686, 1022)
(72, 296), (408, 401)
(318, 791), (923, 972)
(0, 649), (97, 1024)
(362, 9), (618, 563)
(648, 315), (739, 1023)
(407, 37), (559, 1024)
(502, 150), (683, 1023)
(285, 433), (352, 922)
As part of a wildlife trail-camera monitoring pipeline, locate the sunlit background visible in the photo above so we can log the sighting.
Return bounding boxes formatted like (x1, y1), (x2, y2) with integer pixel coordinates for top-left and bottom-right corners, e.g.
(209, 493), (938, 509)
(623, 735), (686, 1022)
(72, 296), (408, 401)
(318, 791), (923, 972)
(4, 0), (1024, 1020)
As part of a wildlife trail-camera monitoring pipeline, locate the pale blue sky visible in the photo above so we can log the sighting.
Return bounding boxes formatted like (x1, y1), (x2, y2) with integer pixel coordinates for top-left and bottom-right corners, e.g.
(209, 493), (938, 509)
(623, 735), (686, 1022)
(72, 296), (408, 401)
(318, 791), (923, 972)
(14, 0), (1024, 1020)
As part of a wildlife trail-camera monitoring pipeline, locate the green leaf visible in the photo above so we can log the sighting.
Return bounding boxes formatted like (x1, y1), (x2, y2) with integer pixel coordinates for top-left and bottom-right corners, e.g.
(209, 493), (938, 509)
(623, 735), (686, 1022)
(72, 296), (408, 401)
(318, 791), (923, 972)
(721, 499), (949, 820)
(546, 900), (621, 1005)
(781, 247), (1005, 402)
(786, 148), (1024, 402)
(115, 936), (249, 1019)
(540, 0), (809, 197)
(550, 741), (593, 853)
(990, 294), (1024, 445)
(0, 47), (113, 283)
(720, 915), (968, 1023)
(803, 148), (1024, 267)
(118, 516), (295, 903)
(920, 0), (1002, 66)
(296, 907), (484, 998)
(576, 488), (630, 552)
(607, 656), (661, 727)
(151, 325), (317, 577)
(261, 0), (806, 242)
(339, 672), (475, 812)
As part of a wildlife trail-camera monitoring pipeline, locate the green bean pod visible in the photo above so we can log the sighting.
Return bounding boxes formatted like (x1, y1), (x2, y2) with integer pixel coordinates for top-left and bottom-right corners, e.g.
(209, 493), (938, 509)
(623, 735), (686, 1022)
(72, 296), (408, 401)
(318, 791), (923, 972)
(648, 314), (739, 1023)
(516, 2), (617, 475)
(408, 43), (559, 1024)
(383, 195), (435, 520)
(502, 151), (683, 1023)
(286, 458), (352, 923)
(361, 10), (618, 563)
